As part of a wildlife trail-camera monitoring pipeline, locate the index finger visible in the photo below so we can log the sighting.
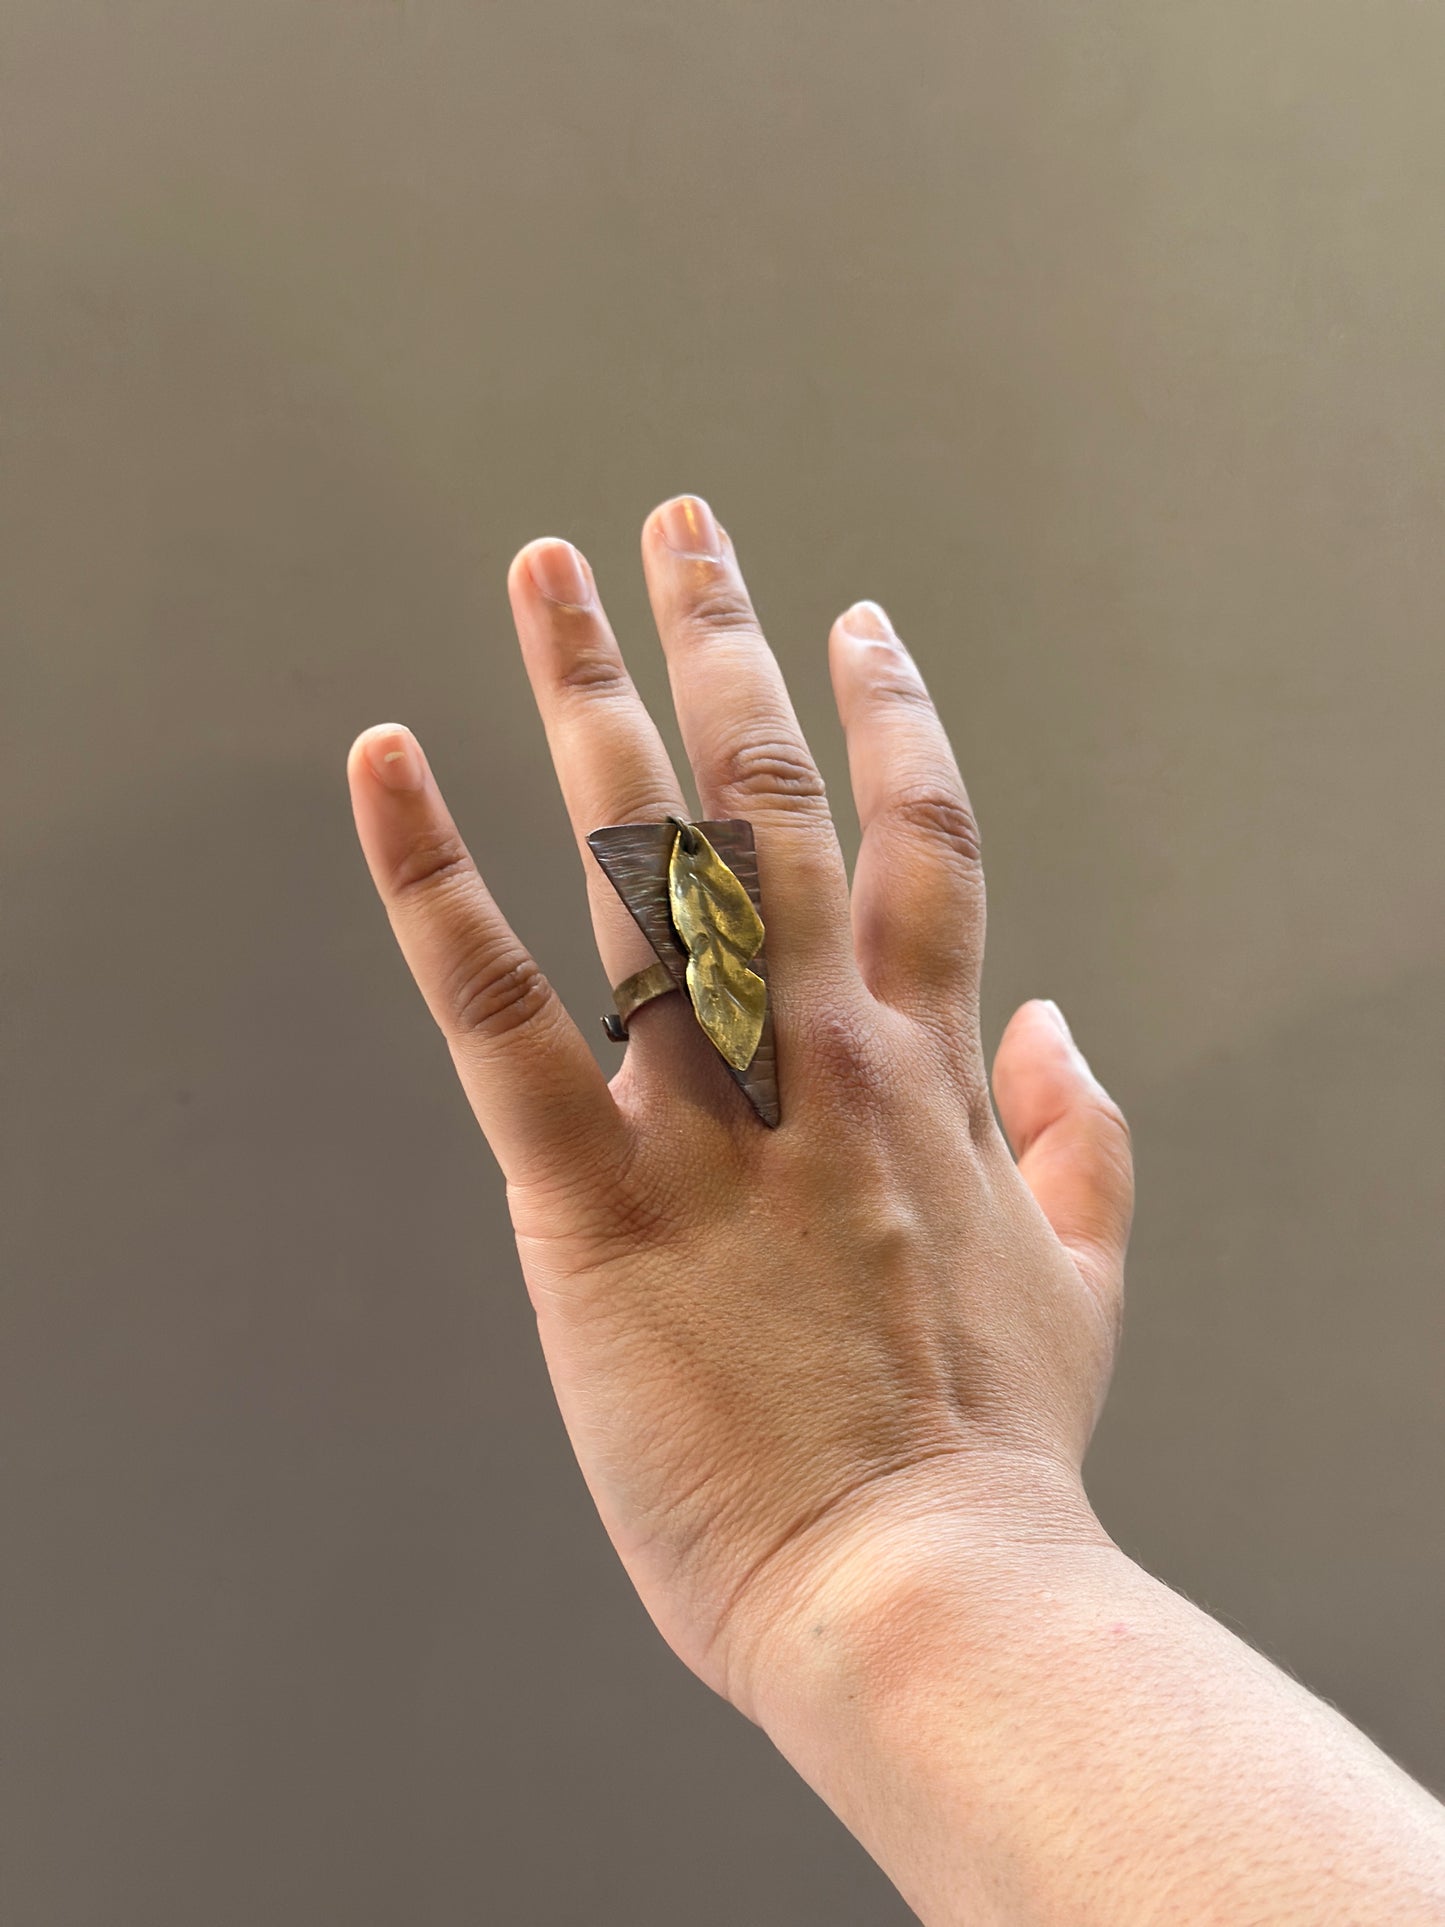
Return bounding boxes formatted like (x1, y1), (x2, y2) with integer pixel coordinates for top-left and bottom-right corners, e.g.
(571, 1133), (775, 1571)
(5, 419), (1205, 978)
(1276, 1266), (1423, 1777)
(347, 722), (623, 1191)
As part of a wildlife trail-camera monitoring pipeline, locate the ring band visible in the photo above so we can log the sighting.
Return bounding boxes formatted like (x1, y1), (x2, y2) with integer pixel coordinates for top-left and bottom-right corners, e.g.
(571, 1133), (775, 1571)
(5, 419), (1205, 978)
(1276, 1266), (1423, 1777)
(600, 959), (677, 1041)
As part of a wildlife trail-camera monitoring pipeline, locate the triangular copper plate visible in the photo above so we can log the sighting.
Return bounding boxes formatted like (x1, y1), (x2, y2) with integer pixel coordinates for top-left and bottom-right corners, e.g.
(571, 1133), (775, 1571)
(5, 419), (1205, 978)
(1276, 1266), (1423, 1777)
(586, 818), (780, 1128)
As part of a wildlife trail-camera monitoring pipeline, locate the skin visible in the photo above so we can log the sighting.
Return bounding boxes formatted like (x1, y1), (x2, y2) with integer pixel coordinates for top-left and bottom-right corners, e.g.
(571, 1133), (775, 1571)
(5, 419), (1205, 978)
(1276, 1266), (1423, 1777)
(346, 494), (1445, 1924)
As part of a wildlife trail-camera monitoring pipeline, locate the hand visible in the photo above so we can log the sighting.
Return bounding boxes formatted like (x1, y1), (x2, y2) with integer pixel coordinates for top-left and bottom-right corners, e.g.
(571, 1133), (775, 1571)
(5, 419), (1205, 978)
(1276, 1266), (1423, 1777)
(346, 493), (1134, 1719)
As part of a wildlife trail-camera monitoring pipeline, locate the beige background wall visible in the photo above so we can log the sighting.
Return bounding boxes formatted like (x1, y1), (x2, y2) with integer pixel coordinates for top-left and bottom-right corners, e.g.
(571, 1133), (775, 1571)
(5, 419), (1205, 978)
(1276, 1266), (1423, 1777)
(4, 4), (1442, 1921)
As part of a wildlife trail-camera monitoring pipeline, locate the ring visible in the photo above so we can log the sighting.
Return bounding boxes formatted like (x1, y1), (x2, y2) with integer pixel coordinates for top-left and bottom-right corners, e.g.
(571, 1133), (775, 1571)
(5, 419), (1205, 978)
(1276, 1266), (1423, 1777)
(586, 815), (780, 1127)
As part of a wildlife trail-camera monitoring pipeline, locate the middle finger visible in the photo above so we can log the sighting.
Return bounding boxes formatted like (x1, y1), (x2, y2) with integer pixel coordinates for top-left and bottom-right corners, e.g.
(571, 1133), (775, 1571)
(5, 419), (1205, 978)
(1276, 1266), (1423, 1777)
(640, 495), (855, 994)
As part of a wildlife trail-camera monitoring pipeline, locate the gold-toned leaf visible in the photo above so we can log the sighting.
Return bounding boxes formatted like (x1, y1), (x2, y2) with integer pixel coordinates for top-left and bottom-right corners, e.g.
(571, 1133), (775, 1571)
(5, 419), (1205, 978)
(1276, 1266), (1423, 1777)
(667, 825), (767, 1071)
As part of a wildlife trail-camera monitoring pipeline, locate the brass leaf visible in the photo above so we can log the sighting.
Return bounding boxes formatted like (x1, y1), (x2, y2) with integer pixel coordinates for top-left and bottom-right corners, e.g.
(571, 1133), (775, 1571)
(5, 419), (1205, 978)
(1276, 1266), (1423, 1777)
(667, 826), (767, 1071)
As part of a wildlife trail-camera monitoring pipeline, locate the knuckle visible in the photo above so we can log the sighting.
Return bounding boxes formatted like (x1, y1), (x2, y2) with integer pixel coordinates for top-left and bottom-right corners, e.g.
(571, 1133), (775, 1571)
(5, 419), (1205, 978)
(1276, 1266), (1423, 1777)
(390, 829), (475, 900)
(1089, 1092), (1134, 1159)
(883, 785), (983, 867)
(864, 651), (935, 710)
(555, 646), (630, 697)
(443, 941), (554, 1040)
(677, 576), (757, 640)
(826, 1183), (920, 1283)
(715, 730), (828, 811)
(801, 1001), (889, 1098)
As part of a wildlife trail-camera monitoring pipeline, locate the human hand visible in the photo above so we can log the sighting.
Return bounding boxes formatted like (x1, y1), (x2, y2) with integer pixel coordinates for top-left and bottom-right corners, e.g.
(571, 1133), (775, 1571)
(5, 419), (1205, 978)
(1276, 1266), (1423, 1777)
(346, 494), (1134, 1720)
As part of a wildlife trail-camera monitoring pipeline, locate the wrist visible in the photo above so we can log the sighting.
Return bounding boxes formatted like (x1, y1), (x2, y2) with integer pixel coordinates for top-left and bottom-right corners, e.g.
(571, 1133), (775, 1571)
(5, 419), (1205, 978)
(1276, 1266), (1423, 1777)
(721, 1446), (1121, 1731)
(723, 1462), (1137, 1923)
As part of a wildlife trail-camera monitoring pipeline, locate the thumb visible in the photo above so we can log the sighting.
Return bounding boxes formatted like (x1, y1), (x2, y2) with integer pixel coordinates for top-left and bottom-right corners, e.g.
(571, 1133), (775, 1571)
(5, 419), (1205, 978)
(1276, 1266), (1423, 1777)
(991, 999), (1134, 1311)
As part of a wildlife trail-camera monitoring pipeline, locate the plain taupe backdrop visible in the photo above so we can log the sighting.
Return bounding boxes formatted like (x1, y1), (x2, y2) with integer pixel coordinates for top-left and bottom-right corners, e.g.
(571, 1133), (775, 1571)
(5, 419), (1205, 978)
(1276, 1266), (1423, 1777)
(4, 3), (1443, 1921)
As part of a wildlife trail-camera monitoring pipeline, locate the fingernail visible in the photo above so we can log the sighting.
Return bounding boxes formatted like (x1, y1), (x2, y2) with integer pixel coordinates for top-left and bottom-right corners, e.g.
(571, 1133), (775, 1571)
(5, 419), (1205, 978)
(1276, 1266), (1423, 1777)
(839, 599), (894, 641)
(363, 724), (426, 792)
(657, 495), (723, 557)
(526, 538), (593, 607)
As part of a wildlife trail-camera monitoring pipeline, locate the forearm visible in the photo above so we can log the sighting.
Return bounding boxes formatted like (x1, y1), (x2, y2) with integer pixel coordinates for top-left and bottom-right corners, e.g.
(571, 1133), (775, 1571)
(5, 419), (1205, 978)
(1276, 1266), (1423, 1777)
(749, 1518), (1445, 1925)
